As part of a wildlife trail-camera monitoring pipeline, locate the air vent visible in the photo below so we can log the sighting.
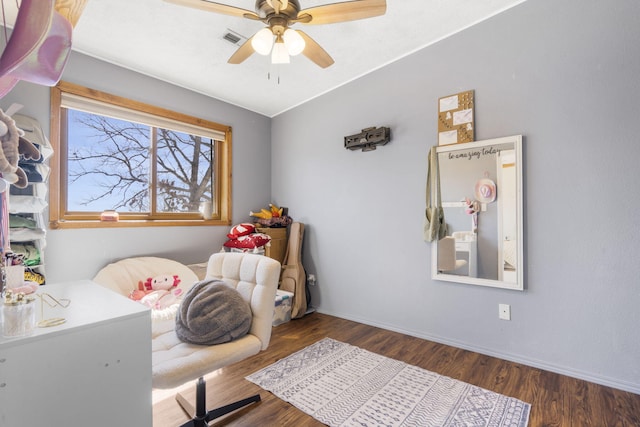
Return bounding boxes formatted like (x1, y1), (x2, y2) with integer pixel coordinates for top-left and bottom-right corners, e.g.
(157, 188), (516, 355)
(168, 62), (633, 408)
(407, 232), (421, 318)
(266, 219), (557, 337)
(222, 30), (245, 45)
(223, 32), (241, 44)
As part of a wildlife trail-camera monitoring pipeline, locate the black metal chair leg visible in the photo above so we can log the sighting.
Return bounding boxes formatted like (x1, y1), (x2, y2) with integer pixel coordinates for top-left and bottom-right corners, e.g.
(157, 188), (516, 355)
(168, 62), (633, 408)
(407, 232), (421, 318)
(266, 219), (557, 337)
(177, 377), (261, 427)
(204, 395), (261, 422)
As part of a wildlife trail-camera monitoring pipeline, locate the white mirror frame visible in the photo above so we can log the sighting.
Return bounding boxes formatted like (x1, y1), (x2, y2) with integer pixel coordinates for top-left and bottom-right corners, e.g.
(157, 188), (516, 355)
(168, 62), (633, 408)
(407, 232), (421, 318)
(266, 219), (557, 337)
(431, 135), (524, 291)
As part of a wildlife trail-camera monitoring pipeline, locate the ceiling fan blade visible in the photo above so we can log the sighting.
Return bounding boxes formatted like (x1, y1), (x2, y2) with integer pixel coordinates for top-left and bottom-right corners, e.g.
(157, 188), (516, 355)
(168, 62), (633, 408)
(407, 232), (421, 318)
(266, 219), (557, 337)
(164, 0), (260, 20)
(299, 0), (386, 25)
(297, 31), (334, 68)
(54, 0), (88, 27)
(228, 37), (256, 64)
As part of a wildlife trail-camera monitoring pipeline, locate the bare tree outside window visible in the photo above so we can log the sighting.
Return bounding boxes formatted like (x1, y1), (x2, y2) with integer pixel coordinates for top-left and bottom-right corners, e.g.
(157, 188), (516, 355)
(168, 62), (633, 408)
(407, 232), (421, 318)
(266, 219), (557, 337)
(156, 128), (213, 213)
(67, 110), (213, 213)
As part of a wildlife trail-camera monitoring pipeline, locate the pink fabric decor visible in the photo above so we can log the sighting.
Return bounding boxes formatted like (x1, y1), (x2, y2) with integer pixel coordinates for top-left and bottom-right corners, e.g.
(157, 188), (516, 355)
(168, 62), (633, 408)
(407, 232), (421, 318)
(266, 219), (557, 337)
(0, 0), (72, 98)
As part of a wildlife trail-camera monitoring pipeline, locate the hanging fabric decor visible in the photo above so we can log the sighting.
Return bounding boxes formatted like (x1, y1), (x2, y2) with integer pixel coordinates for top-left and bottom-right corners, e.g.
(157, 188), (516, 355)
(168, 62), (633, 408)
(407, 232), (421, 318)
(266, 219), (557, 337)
(475, 172), (496, 203)
(423, 146), (447, 242)
(0, 0), (73, 98)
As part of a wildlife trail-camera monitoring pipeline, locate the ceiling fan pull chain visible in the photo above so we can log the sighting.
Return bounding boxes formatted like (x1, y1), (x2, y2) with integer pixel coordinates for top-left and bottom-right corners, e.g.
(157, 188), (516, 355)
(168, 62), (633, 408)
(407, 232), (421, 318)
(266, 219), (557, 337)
(267, 71), (283, 85)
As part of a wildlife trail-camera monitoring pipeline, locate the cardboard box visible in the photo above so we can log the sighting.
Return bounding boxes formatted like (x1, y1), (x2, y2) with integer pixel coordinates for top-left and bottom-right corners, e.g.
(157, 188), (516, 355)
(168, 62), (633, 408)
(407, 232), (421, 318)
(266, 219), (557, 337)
(256, 227), (288, 265)
(273, 289), (293, 326)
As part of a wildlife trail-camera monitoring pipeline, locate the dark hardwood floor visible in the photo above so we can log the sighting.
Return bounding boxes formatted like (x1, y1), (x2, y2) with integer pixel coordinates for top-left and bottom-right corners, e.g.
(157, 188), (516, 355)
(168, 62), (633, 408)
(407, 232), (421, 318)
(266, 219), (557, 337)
(153, 312), (640, 426)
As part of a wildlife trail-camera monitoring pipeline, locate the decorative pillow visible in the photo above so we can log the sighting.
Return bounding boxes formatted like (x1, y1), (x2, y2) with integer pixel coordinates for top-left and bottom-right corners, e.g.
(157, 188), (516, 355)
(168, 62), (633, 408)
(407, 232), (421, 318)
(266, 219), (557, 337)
(175, 279), (252, 346)
(223, 232), (271, 249)
(227, 223), (255, 239)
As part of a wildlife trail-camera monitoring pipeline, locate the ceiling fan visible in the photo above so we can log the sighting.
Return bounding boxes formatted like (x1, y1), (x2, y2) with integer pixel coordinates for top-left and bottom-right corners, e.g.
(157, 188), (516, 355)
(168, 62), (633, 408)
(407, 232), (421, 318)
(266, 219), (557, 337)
(164, 0), (387, 68)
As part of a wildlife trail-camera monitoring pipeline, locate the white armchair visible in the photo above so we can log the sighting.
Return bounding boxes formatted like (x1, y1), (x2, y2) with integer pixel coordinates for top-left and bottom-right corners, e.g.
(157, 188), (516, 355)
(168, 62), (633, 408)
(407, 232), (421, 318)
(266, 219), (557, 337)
(93, 252), (281, 426)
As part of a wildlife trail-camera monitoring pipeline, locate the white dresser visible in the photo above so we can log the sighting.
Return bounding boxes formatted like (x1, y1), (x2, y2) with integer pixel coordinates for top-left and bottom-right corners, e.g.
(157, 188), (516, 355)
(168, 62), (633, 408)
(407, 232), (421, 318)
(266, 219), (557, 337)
(0, 280), (152, 427)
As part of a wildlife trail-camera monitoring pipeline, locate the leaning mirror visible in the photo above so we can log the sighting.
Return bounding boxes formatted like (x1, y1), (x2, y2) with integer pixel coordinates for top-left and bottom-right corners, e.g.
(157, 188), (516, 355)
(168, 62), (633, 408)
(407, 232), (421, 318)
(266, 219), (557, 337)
(431, 135), (524, 290)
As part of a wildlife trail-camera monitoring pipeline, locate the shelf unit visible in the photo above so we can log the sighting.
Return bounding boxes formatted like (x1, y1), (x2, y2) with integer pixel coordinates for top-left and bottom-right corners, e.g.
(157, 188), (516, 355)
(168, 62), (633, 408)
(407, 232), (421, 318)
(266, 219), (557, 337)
(7, 114), (53, 283)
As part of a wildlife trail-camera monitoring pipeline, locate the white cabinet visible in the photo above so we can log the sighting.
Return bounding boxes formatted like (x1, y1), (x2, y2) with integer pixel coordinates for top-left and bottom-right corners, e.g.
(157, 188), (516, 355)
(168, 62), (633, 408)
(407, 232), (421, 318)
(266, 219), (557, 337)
(0, 281), (152, 427)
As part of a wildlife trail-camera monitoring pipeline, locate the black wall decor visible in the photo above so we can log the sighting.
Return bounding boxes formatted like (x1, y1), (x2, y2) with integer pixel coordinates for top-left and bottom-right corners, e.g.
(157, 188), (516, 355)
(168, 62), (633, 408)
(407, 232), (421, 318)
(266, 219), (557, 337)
(344, 127), (391, 152)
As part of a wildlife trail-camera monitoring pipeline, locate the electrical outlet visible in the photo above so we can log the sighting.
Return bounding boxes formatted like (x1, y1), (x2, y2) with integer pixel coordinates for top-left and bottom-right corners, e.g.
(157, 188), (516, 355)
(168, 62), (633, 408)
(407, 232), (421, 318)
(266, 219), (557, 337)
(499, 304), (511, 320)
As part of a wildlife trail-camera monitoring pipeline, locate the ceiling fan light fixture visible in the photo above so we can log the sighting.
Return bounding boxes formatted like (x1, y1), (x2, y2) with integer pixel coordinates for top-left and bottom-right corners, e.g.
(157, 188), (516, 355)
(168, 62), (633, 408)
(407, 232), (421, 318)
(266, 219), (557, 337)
(283, 28), (305, 56)
(271, 41), (290, 63)
(251, 28), (274, 55)
(173, 0), (386, 68)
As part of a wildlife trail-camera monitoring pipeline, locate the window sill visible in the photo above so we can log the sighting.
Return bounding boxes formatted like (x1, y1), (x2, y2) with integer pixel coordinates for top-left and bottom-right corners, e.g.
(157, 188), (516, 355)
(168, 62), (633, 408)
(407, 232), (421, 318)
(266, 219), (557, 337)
(49, 218), (231, 229)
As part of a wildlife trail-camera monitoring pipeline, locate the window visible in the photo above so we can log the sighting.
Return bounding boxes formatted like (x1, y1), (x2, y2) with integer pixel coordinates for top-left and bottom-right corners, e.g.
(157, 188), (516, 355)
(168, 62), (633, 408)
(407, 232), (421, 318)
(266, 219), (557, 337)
(50, 81), (232, 228)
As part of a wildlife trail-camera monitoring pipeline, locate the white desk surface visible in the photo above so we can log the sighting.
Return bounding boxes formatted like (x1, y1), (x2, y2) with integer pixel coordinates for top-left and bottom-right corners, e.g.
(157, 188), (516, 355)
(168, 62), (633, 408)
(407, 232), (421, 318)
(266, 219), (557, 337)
(0, 280), (149, 349)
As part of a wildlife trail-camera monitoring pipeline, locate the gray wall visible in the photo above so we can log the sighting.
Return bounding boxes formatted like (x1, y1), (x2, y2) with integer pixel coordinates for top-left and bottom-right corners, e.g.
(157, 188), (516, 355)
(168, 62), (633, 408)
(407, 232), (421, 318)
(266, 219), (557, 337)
(1, 53), (272, 281)
(271, 0), (640, 393)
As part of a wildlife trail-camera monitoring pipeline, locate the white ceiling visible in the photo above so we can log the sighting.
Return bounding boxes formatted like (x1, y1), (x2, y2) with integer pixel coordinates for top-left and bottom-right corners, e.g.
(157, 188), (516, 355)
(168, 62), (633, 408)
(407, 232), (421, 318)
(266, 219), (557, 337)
(7, 0), (526, 117)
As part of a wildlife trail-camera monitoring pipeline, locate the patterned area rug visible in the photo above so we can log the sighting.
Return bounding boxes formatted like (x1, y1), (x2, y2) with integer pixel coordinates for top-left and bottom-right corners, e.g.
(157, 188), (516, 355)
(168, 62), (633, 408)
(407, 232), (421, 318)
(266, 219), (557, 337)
(247, 338), (530, 427)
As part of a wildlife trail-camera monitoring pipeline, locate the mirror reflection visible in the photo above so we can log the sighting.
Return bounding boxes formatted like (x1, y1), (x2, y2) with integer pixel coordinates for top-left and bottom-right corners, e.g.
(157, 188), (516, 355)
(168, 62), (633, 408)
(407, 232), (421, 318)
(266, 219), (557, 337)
(432, 135), (523, 290)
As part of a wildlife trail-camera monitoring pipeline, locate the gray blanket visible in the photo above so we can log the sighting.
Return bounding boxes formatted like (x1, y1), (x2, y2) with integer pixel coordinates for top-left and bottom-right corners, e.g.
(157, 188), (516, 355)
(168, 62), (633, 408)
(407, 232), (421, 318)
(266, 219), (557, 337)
(175, 279), (252, 345)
